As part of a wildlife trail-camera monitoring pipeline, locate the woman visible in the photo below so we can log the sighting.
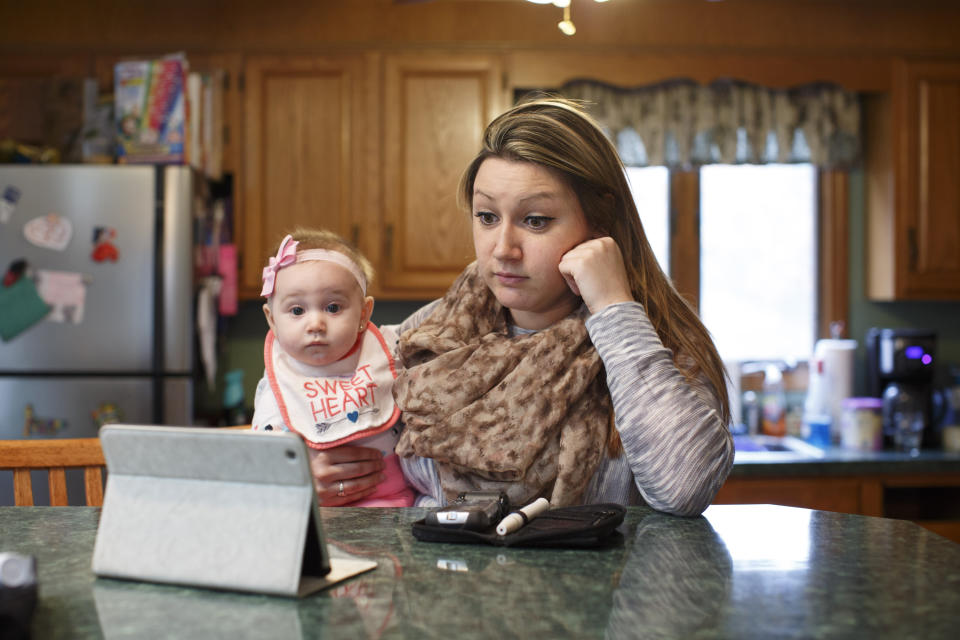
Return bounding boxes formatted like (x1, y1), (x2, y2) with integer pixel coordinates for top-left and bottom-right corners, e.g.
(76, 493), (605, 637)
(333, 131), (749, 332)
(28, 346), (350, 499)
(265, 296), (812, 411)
(311, 98), (733, 516)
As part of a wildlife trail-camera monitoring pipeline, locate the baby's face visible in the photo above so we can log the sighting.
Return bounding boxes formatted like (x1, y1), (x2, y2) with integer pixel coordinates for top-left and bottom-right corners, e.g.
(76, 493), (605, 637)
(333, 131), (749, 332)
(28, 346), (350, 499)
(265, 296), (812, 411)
(265, 261), (369, 367)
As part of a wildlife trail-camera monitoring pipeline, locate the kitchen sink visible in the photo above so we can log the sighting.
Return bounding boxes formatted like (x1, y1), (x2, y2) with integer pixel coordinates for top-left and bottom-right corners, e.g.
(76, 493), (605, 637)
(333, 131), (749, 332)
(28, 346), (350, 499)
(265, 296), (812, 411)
(733, 434), (826, 459)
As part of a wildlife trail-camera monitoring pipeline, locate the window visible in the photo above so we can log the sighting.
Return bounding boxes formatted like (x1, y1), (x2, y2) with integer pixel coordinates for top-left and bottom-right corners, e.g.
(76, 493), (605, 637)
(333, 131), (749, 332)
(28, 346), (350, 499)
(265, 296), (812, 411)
(700, 164), (817, 361)
(626, 164), (819, 362)
(625, 166), (670, 273)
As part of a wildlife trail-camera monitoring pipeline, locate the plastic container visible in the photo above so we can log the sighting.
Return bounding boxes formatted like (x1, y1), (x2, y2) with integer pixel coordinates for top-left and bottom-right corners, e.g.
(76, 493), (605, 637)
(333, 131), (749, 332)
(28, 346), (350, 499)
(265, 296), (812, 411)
(940, 370), (960, 453)
(840, 397), (883, 451)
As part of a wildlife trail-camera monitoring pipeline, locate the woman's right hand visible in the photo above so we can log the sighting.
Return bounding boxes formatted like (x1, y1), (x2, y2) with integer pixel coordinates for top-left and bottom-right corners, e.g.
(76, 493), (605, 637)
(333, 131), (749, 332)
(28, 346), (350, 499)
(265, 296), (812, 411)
(559, 236), (634, 315)
(308, 445), (385, 506)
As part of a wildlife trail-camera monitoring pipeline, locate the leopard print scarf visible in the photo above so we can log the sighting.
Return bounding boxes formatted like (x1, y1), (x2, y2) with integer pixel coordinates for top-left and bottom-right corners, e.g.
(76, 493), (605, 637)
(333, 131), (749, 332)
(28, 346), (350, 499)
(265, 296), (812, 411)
(394, 263), (612, 507)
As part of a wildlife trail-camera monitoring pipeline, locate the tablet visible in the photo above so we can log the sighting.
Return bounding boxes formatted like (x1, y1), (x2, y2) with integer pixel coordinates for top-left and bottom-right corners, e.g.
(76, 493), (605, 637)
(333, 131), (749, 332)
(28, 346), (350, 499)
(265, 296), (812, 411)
(92, 424), (376, 597)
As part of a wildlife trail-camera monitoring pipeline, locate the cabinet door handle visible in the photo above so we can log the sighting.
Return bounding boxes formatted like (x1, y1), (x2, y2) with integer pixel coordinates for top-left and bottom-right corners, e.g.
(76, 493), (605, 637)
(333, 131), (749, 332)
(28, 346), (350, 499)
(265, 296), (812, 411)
(350, 224), (360, 248)
(384, 224), (394, 267)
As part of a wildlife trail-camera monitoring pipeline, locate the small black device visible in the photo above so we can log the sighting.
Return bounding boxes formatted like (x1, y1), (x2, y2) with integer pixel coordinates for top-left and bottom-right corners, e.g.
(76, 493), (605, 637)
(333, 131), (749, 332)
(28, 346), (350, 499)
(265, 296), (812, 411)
(412, 503), (627, 548)
(425, 491), (509, 532)
(865, 327), (938, 448)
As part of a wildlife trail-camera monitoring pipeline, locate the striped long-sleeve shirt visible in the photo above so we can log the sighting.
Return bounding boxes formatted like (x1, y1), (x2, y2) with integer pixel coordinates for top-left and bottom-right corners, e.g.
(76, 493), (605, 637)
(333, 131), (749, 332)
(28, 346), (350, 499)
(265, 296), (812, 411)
(395, 301), (735, 517)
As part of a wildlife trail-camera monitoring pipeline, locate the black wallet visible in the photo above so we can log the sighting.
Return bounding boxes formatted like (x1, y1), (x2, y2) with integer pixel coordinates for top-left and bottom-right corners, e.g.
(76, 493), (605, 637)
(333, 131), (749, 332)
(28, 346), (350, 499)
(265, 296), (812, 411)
(412, 503), (626, 548)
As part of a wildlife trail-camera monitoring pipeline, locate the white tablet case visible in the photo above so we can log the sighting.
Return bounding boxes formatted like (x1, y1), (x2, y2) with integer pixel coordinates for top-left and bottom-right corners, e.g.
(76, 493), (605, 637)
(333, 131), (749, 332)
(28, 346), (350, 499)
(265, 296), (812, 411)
(92, 425), (376, 597)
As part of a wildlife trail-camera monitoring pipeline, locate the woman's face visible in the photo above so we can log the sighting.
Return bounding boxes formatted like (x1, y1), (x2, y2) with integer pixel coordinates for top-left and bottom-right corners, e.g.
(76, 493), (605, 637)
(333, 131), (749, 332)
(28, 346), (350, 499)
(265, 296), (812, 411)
(471, 156), (592, 330)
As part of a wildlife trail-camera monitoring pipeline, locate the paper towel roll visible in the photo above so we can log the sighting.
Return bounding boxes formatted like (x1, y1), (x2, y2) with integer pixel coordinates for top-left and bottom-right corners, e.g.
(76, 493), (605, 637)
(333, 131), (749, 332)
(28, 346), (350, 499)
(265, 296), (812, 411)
(811, 339), (857, 442)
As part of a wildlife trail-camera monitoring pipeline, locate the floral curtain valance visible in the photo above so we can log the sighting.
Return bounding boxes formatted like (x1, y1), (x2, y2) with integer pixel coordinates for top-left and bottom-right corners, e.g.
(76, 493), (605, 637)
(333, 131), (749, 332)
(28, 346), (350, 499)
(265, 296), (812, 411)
(560, 78), (861, 169)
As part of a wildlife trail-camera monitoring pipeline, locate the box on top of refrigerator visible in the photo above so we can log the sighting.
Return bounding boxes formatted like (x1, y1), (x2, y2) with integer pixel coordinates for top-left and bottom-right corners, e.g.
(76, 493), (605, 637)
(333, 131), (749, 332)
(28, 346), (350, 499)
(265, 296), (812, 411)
(114, 54), (188, 164)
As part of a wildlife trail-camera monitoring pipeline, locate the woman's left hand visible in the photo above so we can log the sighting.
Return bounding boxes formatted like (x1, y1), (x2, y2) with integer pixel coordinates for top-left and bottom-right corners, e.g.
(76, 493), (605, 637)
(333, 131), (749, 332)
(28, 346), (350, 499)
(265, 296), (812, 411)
(307, 445), (385, 506)
(559, 237), (634, 314)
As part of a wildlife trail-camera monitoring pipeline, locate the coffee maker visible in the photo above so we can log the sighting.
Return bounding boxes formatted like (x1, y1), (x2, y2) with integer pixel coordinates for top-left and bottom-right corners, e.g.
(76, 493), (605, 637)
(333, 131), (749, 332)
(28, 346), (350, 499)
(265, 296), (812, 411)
(866, 328), (938, 449)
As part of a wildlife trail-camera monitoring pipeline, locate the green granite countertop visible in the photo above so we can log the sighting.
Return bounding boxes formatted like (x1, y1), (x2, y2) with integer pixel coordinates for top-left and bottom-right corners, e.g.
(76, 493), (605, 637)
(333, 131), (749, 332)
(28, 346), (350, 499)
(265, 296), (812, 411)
(2, 505), (960, 639)
(732, 443), (960, 477)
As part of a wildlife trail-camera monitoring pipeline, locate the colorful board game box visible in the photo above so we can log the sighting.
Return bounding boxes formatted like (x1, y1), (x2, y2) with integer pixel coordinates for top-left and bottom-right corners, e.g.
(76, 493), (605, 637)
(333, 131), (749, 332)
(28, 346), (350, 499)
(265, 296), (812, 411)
(114, 54), (187, 164)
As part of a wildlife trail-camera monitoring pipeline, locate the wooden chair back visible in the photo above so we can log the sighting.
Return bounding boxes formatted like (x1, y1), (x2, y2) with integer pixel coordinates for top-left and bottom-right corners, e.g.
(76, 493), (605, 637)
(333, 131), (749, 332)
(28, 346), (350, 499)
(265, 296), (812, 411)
(0, 438), (106, 506)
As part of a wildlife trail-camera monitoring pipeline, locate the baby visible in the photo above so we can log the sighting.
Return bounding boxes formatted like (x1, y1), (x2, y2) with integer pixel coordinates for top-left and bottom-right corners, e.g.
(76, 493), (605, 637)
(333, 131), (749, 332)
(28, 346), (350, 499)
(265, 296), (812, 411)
(252, 228), (414, 507)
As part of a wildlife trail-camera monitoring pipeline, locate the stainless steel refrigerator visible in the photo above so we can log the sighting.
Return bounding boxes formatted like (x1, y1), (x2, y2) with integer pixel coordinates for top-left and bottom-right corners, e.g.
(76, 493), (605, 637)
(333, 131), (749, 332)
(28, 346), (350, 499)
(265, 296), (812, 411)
(0, 165), (194, 505)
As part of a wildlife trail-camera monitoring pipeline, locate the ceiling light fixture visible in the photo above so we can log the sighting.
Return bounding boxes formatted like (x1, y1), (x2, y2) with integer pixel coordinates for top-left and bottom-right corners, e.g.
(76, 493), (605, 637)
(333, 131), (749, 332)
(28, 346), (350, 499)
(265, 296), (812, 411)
(525, 0), (612, 37)
(558, 6), (576, 35)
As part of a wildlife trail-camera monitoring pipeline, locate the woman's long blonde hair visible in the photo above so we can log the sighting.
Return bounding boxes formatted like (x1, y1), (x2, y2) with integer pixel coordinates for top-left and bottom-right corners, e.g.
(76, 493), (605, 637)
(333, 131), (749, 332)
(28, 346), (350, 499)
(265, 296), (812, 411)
(458, 97), (730, 426)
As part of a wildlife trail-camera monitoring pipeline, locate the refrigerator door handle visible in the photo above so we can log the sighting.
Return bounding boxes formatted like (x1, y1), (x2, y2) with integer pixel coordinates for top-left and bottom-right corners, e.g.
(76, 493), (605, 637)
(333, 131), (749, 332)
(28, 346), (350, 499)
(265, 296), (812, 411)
(161, 166), (194, 374)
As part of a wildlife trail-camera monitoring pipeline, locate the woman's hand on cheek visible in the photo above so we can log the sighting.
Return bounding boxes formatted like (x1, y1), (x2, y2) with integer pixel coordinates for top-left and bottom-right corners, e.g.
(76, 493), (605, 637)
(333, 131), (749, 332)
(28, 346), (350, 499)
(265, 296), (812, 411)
(559, 237), (634, 314)
(308, 445), (386, 506)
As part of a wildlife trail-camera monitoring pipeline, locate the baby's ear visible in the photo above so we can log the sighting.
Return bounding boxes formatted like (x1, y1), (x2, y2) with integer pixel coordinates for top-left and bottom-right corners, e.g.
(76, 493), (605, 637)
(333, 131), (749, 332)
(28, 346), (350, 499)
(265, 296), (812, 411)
(262, 303), (275, 333)
(360, 296), (375, 330)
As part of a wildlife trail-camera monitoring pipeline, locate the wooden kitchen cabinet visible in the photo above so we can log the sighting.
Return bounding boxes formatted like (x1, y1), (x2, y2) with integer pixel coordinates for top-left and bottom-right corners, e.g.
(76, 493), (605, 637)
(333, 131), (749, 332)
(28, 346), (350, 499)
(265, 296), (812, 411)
(714, 476), (866, 515)
(865, 59), (960, 300)
(241, 54), (371, 296)
(715, 471), (960, 543)
(377, 52), (506, 298)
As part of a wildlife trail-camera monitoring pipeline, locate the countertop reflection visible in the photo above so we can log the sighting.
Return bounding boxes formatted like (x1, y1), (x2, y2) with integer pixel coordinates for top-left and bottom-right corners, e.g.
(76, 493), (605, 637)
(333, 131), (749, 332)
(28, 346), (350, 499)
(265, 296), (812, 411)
(2, 504), (959, 639)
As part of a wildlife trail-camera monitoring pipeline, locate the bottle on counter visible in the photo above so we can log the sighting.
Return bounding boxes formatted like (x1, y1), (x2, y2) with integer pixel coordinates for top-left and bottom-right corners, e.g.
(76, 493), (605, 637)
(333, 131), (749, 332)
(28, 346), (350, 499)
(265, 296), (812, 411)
(801, 412), (832, 448)
(807, 337), (857, 444)
(761, 363), (787, 437)
(803, 360), (832, 447)
(742, 390), (761, 436)
(221, 368), (248, 426)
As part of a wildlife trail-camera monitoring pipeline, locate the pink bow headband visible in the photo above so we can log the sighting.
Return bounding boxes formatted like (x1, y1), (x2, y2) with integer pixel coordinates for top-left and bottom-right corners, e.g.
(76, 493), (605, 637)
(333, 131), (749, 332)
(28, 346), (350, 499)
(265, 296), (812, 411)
(260, 234), (368, 298)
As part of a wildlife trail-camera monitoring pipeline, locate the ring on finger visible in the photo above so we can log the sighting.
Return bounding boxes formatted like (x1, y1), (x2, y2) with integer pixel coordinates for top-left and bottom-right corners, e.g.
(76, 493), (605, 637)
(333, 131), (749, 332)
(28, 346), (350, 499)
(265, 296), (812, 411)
(337, 480), (345, 497)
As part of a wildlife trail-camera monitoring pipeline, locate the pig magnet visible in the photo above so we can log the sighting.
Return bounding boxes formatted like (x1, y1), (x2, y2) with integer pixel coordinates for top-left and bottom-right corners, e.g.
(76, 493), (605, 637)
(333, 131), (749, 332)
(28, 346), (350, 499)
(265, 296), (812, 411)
(37, 270), (88, 324)
(24, 213), (73, 251)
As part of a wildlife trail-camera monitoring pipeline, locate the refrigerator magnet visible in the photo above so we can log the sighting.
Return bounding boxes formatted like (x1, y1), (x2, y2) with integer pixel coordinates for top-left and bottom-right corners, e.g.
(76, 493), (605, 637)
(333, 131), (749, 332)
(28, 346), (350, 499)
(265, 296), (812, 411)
(24, 213), (73, 251)
(0, 277), (52, 342)
(92, 403), (123, 429)
(24, 404), (66, 437)
(91, 227), (120, 262)
(37, 270), (88, 324)
(1, 185), (21, 224)
(3, 258), (28, 287)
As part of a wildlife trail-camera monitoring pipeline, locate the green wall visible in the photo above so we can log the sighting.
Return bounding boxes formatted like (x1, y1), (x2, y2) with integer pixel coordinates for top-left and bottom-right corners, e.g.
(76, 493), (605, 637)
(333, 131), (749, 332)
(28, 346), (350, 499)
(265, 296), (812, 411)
(847, 170), (960, 395)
